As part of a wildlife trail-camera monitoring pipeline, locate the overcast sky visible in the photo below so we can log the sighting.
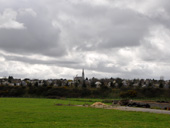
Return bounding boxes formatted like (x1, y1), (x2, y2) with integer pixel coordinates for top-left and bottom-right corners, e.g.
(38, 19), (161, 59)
(0, 0), (170, 80)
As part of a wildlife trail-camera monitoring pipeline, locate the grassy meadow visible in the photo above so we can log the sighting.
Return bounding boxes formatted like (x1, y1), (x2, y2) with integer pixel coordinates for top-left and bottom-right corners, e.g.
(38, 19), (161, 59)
(0, 98), (170, 128)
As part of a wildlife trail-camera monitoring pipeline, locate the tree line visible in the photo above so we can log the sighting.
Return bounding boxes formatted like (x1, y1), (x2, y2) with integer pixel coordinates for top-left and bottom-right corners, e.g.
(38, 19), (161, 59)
(1, 84), (170, 99)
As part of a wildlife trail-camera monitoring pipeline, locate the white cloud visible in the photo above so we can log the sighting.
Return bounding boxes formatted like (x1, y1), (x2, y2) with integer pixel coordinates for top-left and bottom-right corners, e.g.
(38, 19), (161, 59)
(138, 25), (170, 62)
(0, 9), (25, 29)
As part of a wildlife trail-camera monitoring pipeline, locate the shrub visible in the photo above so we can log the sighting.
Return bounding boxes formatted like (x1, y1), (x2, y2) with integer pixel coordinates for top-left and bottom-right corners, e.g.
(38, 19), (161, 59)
(8, 86), (26, 97)
(46, 87), (70, 97)
(81, 89), (91, 97)
(120, 90), (137, 98)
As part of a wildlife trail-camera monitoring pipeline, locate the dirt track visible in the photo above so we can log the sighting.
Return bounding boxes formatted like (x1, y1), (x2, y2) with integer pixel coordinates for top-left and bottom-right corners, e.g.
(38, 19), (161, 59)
(89, 102), (170, 115)
(62, 102), (170, 115)
(112, 106), (170, 115)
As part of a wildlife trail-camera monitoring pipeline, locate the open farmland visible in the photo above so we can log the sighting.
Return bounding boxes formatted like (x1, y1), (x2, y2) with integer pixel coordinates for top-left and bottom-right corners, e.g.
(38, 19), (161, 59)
(0, 98), (170, 128)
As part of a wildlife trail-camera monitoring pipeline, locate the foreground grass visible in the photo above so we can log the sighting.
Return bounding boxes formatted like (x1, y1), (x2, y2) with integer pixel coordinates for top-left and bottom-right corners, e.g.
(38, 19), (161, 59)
(0, 98), (170, 128)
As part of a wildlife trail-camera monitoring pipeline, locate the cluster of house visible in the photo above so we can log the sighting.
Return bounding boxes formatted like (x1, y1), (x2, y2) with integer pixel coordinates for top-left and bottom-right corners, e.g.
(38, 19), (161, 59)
(111, 78), (170, 89)
(0, 75), (170, 89)
(0, 76), (73, 87)
(0, 70), (169, 88)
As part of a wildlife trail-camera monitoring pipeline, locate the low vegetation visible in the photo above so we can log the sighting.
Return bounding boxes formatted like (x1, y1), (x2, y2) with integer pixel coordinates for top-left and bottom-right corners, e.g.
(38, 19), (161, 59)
(1, 85), (170, 100)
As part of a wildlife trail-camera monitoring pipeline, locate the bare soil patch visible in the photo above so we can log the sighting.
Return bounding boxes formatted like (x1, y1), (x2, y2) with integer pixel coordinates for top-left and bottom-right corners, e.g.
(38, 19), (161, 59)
(55, 101), (170, 115)
(113, 106), (170, 115)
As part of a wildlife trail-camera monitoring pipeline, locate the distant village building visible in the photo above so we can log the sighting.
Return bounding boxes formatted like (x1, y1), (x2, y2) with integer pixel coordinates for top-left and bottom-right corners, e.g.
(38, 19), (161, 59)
(74, 69), (85, 83)
(122, 80), (128, 87)
(95, 81), (102, 88)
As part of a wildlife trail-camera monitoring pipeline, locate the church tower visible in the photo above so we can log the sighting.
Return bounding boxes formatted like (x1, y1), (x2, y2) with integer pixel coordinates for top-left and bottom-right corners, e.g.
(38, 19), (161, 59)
(82, 68), (85, 82)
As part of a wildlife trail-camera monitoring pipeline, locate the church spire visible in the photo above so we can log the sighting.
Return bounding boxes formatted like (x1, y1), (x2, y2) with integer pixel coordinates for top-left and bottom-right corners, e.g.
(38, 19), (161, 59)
(82, 68), (85, 81)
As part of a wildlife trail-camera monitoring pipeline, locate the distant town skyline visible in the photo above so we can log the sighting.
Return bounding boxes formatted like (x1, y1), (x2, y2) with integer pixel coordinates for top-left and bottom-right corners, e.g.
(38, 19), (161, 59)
(0, 0), (170, 80)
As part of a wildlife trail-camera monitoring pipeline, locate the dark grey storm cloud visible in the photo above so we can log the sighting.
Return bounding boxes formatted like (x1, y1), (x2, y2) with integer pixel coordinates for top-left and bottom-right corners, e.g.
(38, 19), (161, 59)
(52, 2), (151, 51)
(2, 53), (78, 66)
(0, 0), (170, 79)
(0, 8), (66, 57)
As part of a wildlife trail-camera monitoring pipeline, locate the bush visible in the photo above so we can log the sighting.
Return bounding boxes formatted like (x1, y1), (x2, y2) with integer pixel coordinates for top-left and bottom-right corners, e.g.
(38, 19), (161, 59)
(139, 88), (163, 98)
(120, 90), (137, 98)
(8, 86), (26, 97)
(81, 89), (91, 97)
(46, 87), (70, 97)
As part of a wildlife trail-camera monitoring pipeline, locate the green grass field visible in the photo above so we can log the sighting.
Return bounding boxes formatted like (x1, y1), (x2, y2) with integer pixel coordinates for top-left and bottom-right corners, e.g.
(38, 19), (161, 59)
(0, 98), (170, 128)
